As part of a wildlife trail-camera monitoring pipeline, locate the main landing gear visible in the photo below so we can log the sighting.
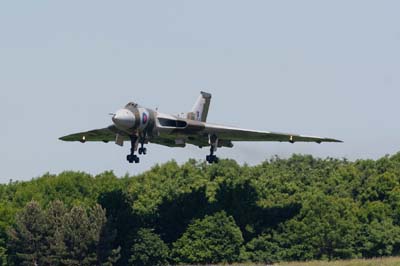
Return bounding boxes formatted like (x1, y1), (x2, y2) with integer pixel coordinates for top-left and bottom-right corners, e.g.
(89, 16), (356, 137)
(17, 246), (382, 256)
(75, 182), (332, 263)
(127, 135), (140, 164)
(206, 146), (219, 164)
(206, 134), (219, 164)
(127, 134), (148, 164)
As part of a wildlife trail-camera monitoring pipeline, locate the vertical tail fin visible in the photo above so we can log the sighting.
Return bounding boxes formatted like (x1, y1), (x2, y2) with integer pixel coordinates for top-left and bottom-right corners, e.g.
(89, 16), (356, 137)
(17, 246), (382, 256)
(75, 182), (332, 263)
(187, 91), (212, 122)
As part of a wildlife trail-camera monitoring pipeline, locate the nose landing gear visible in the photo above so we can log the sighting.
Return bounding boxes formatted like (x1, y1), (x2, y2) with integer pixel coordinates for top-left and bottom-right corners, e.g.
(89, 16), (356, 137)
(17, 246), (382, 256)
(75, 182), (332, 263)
(138, 147), (147, 155)
(127, 135), (140, 164)
(138, 133), (147, 155)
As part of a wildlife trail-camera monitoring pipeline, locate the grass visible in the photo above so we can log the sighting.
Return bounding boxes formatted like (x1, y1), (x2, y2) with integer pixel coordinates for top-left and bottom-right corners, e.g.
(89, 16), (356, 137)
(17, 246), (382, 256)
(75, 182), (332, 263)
(185, 257), (400, 266)
(279, 257), (400, 266)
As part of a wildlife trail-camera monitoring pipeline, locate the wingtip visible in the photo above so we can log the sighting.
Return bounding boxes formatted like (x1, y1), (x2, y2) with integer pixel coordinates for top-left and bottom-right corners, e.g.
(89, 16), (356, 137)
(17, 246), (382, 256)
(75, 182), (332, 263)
(59, 136), (69, 141)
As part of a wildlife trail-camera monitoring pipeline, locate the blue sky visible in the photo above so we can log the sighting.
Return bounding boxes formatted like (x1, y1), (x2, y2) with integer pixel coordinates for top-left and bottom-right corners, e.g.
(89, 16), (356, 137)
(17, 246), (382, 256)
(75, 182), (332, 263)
(1, 1), (400, 182)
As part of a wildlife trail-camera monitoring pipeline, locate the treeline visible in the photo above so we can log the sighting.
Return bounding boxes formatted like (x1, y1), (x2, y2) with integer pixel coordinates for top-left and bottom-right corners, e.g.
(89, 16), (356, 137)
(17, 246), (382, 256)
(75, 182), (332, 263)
(1, 153), (400, 265)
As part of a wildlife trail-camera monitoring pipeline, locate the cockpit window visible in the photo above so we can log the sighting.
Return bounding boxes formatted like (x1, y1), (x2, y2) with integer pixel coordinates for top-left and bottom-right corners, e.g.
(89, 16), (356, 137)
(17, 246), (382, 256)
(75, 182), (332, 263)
(125, 102), (138, 108)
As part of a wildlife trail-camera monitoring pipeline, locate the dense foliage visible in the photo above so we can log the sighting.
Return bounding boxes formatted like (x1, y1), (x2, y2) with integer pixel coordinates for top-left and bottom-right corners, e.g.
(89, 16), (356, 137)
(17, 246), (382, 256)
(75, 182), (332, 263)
(1, 153), (400, 265)
(129, 228), (169, 266)
(172, 211), (243, 264)
(7, 201), (119, 266)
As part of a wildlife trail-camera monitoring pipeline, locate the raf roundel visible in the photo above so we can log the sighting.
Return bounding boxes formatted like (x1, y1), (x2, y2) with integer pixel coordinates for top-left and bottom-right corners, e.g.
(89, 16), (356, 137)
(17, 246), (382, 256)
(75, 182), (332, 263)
(142, 112), (148, 124)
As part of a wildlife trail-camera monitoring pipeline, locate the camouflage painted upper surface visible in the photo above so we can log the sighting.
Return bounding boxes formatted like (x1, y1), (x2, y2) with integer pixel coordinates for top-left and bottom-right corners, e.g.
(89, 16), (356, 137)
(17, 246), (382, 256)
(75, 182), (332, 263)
(60, 91), (342, 149)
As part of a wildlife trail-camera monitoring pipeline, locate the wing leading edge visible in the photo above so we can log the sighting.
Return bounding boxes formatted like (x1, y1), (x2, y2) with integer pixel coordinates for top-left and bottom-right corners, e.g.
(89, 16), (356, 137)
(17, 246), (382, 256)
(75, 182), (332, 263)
(203, 123), (342, 143)
(59, 125), (122, 143)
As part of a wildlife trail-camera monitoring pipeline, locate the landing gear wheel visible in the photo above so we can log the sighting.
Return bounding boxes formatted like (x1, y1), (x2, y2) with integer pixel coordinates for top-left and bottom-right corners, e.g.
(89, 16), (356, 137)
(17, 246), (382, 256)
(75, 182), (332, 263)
(127, 154), (140, 164)
(127, 154), (134, 163)
(206, 142), (219, 164)
(138, 147), (147, 155)
(206, 154), (219, 164)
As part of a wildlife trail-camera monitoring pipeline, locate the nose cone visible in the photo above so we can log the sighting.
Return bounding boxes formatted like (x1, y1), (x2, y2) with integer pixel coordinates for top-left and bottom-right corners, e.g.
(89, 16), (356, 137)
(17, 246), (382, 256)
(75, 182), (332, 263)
(112, 109), (135, 130)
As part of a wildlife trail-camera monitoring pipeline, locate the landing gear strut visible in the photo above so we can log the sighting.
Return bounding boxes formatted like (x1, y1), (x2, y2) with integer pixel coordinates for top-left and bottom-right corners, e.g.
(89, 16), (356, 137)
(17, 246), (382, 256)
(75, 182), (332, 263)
(206, 146), (219, 164)
(138, 133), (147, 155)
(127, 135), (140, 164)
(206, 134), (219, 164)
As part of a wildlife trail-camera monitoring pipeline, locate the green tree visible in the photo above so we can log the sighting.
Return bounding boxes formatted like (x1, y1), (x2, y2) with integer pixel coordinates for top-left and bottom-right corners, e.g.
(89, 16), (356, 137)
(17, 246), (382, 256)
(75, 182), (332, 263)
(3, 153), (400, 263)
(62, 204), (106, 266)
(8, 201), (119, 266)
(357, 201), (400, 257)
(241, 233), (281, 264)
(128, 228), (169, 266)
(0, 239), (7, 266)
(275, 193), (360, 261)
(7, 201), (47, 266)
(172, 211), (243, 264)
(42, 200), (67, 266)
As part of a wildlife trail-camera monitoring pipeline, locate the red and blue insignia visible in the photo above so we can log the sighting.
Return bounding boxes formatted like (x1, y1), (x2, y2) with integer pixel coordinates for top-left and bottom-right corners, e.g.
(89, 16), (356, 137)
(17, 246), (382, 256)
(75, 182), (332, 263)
(142, 113), (148, 124)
